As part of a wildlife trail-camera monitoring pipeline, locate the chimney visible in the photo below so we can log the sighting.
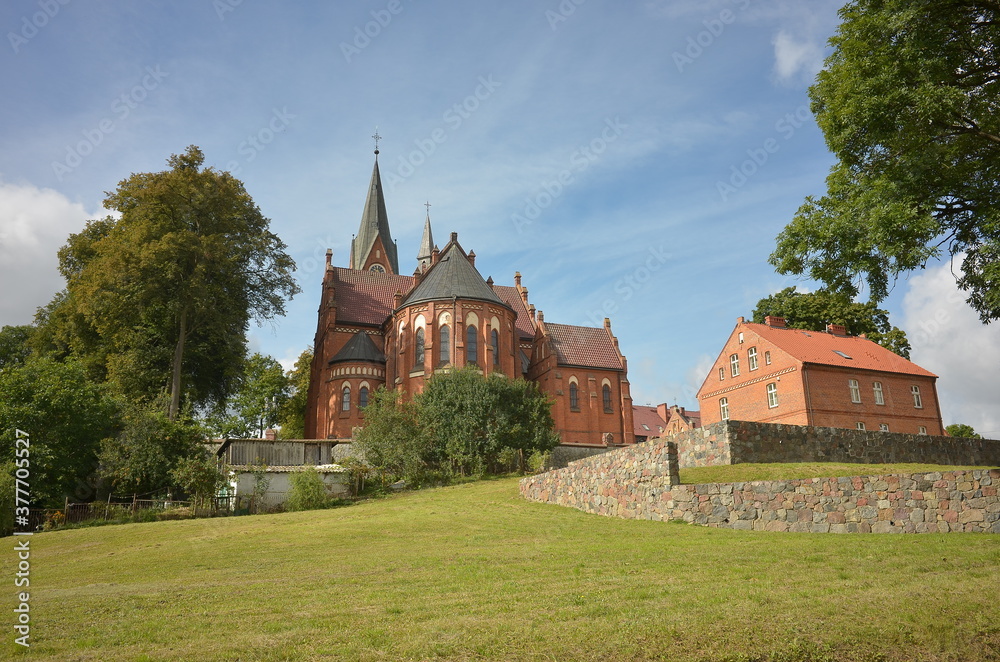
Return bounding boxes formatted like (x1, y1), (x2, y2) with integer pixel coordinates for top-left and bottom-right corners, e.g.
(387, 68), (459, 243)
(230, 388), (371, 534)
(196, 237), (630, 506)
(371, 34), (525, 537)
(737, 316), (745, 324)
(467, 250), (476, 267)
(432, 245), (440, 265)
(514, 271), (521, 287)
(528, 303), (536, 322)
(264, 428), (277, 441)
(537, 310), (544, 323)
(325, 248), (332, 267)
(765, 316), (787, 328)
(520, 287), (529, 305)
(604, 317), (612, 330)
(657, 403), (669, 422)
(450, 231), (458, 244)
(486, 275), (494, 289)
(826, 323), (848, 336)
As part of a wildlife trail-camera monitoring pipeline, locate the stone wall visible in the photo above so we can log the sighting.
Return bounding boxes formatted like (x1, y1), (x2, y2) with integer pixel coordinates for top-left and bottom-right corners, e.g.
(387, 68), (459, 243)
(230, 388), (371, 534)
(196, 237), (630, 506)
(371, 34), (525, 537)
(549, 445), (613, 469)
(671, 420), (1000, 468)
(521, 463), (1000, 533)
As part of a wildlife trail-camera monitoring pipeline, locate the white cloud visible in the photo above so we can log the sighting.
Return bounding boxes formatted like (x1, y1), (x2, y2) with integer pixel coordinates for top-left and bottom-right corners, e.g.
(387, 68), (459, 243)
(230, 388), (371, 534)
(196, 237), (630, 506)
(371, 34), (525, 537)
(902, 262), (1000, 438)
(772, 30), (825, 84)
(0, 181), (96, 328)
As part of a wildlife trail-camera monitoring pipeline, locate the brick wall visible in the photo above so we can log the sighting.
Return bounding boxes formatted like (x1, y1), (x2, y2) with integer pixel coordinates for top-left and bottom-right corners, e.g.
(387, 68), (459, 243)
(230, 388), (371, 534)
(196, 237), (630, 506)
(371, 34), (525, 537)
(671, 420), (1000, 468)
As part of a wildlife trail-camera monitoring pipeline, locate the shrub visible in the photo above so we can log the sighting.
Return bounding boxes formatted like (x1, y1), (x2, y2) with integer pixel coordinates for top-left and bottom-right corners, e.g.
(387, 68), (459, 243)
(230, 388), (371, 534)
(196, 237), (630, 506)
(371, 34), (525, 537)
(285, 467), (332, 512)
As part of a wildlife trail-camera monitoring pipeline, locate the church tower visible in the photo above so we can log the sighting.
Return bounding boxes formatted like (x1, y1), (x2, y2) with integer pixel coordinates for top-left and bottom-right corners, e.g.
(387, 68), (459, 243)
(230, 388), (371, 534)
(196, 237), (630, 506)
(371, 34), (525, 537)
(416, 204), (434, 270)
(349, 146), (399, 274)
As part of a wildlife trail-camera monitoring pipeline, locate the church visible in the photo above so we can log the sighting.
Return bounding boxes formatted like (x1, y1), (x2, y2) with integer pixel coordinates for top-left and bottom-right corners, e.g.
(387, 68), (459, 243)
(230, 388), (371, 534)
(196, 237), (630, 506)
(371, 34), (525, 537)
(304, 151), (636, 448)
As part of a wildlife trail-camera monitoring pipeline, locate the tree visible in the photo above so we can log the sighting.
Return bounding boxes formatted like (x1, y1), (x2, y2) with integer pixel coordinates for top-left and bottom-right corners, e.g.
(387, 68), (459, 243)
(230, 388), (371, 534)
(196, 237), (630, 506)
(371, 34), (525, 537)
(0, 325), (33, 370)
(170, 453), (228, 511)
(285, 466), (333, 511)
(98, 403), (206, 496)
(0, 356), (120, 506)
(54, 146), (300, 418)
(276, 348), (312, 439)
(945, 423), (981, 439)
(206, 352), (290, 438)
(352, 388), (432, 486)
(752, 287), (911, 358)
(770, 1), (1000, 322)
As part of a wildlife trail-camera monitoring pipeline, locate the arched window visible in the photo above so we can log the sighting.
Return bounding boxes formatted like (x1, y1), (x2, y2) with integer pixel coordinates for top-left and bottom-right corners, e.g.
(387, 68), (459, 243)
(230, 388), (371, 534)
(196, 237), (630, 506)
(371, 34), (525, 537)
(569, 382), (579, 411)
(466, 325), (478, 364)
(720, 397), (729, 421)
(602, 384), (613, 413)
(439, 325), (450, 365)
(341, 386), (351, 412)
(359, 386), (369, 409)
(491, 329), (499, 366)
(414, 327), (425, 368)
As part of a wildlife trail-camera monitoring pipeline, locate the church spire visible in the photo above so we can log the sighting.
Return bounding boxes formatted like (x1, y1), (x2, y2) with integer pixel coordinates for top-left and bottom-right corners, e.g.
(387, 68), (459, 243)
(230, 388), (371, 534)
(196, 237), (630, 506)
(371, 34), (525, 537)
(417, 201), (434, 270)
(349, 144), (398, 274)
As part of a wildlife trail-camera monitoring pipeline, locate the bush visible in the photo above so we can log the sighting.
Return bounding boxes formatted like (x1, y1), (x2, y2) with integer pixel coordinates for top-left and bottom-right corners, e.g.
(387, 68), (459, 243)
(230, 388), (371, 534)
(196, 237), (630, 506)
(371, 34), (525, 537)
(285, 467), (332, 512)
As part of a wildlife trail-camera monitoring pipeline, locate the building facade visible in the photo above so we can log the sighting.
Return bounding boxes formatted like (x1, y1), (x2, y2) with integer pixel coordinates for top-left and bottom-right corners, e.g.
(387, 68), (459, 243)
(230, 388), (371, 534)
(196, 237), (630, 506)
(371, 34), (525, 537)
(305, 156), (635, 447)
(696, 316), (944, 435)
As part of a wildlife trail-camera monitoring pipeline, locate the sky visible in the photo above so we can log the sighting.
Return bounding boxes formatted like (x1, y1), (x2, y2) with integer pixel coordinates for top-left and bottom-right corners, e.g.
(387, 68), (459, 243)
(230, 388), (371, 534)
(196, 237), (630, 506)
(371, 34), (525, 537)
(1, 0), (997, 437)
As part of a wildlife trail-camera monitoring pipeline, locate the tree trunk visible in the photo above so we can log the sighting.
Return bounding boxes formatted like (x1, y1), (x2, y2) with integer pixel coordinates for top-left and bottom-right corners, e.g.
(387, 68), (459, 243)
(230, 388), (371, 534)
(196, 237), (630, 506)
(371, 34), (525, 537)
(169, 306), (188, 420)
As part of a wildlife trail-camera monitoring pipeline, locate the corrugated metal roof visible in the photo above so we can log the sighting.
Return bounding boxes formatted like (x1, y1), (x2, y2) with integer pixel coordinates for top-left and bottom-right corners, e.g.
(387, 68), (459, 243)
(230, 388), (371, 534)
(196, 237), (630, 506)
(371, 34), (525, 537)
(332, 267), (413, 327)
(747, 323), (937, 377)
(546, 323), (622, 370)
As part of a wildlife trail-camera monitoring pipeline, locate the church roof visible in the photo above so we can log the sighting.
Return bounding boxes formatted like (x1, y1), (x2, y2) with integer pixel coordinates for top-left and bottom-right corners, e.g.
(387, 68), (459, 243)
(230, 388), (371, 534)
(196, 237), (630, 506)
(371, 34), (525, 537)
(545, 323), (623, 370)
(332, 267), (413, 327)
(350, 159), (399, 273)
(494, 285), (536, 341)
(329, 330), (386, 365)
(402, 237), (508, 308)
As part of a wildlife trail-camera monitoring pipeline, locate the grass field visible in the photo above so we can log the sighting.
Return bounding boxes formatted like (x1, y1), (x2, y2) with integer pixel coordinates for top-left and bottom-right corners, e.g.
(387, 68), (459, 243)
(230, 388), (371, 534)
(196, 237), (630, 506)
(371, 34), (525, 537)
(4, 466), (999, 661)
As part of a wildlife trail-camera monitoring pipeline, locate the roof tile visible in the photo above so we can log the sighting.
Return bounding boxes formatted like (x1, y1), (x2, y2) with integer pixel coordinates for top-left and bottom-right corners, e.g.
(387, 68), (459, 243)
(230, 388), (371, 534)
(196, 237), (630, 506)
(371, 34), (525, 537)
(333, 267), (413, 327)
(546, 323), (622, 370)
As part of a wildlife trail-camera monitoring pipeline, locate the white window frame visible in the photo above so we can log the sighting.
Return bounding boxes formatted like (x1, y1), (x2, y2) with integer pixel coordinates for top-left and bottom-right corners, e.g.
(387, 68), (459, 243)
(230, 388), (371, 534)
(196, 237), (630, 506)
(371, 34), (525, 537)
(849, 379), (861, 403)
(766, 382), (778, 408)
(748, 347), (758, 371)
(718, 367), (725, 381)
(918, 426), (927, 435)
(765, 350), (772, 365)
(911, 385), (923, 409)
(879, 423), (889, 432)
(856, 421), (866, 431)
(730, 353), (740, 377)
(873, 381), (884, 406)
(720, 397), (729, 421)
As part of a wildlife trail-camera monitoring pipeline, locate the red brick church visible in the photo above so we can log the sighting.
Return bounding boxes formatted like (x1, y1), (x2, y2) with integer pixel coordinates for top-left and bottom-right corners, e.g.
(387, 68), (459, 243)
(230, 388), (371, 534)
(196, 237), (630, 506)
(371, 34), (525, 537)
(304, 154), (636, 447)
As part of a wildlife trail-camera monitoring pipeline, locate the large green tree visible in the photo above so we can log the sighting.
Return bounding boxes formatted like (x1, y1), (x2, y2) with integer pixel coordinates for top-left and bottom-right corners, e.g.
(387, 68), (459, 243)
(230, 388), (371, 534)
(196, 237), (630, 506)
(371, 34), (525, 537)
(771, 0), (1000, 322)
(206, 352), (291, 438)
(276, 348), (313, 439)
(52, 146), (300, 418)
(752, 287), (911, 358)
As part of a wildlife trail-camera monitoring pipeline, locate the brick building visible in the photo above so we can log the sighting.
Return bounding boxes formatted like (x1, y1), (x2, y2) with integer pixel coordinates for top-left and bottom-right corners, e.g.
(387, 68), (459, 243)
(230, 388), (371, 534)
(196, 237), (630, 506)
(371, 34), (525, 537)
(304, 155), (635, 447)
(696, 316), (944, 435)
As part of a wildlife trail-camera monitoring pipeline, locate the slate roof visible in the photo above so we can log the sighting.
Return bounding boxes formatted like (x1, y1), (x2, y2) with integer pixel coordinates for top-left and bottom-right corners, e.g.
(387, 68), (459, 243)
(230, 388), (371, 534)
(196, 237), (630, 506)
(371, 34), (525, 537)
(350, 159), (399, 273)
(545, 323), (622, 370)
(329, 331), (385, 365)
(748, 322), (937, 377)
(494, 285), (536, 341)
(632, 405), (666, 437)
(332, 267), (413, 327)
(402, 240), (508, 308)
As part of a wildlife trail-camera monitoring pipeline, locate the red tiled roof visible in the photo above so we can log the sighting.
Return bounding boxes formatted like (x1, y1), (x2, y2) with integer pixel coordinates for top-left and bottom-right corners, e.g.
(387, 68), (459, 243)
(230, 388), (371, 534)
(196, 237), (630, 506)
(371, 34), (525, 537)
(747, 322), (937, 377)
(545, 323), (622, 370)
(333, 267), (413, 327)
(495, 285), (536, 340)
(632, 405), (666, 437)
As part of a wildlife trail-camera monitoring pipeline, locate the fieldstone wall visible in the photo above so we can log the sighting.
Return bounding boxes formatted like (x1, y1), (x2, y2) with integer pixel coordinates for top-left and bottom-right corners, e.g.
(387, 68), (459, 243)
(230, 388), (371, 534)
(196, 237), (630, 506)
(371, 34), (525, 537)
(672, 420), (1000, 468)
(521, 464), (1000, 533)
(549, 445), (613, 469)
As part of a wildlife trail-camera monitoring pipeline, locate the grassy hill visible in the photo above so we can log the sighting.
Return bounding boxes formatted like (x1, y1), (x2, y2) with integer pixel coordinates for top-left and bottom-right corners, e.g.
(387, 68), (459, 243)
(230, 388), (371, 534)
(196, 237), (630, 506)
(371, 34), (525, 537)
(4, 470), (999, 661)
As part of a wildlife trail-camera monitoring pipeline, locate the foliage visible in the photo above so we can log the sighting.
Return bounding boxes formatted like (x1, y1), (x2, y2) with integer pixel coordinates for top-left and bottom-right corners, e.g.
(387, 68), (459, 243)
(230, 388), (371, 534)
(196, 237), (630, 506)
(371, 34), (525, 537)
(47, 145), (300, 418)
(0, 461), (14, 537)
(752, 286), (911, 358)
(276, 348), (313, 439)
(0, 324), (33, 370)
(205, 352), (290, 438)
(284, 466), (332, 511)
(98, 403), (206, 496)
(770, 0), (1000, 322)
(945, 423), (982, 439)
(170, 453), (228, 510)
(355, 368), (561, 485)
(0, 355), (120, 506)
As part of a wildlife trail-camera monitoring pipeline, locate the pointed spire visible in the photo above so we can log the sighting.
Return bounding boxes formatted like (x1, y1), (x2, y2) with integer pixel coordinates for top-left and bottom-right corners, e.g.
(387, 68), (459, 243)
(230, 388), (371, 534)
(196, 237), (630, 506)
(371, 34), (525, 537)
(350, 156), (399, 273)
(417, 202), (434, 270)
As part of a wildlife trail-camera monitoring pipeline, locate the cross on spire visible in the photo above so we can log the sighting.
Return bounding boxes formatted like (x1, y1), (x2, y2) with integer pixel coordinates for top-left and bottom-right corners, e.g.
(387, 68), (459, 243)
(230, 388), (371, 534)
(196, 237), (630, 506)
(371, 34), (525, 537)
(424, 200), (432, 217)
(372, 128), (382, 156)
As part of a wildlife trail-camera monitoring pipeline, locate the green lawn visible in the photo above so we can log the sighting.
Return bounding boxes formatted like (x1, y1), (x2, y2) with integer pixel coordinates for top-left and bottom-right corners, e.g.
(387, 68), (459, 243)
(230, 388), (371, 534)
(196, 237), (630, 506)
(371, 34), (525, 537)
(4, 471), (999, 661)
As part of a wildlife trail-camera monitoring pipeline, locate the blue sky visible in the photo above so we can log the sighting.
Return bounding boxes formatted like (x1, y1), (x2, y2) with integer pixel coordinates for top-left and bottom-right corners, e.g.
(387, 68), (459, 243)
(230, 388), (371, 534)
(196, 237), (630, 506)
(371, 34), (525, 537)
(1, 0), (997, 435)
